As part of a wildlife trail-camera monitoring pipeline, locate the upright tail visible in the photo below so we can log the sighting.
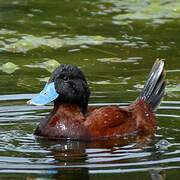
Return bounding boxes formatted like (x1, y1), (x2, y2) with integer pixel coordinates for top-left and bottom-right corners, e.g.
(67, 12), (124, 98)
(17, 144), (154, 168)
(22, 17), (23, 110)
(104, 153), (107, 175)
(138, 59), (166, 111)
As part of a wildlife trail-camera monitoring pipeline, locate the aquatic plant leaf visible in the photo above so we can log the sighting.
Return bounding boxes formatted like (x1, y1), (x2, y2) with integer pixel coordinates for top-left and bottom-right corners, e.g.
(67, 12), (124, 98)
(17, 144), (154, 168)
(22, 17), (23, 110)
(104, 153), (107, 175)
(42, 59), (60, 72)
(26, 59), (60, 73)
(4, 35), (120, 53)
(0, 28), (16, 35)
(0, 62), (19, 74)
(100, 0), (180, 25)
(5, 35), (43, 53)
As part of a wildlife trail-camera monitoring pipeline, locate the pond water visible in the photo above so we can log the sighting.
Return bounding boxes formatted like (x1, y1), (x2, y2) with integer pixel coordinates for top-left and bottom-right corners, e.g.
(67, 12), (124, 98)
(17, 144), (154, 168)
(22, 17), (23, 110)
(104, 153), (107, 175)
(0, 0), (180, 179)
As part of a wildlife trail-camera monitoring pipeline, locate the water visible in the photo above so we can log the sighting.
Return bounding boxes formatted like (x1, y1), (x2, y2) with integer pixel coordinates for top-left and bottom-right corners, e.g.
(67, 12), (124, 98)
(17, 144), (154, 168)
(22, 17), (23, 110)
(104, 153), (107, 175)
(0, 0), (180, 179)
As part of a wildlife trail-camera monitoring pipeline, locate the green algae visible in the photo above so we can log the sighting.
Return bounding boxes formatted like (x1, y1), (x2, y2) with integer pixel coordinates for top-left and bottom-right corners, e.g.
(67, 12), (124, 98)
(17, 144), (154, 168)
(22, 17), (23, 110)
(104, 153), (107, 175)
(26, 59), (60, 73)
(99, 0), (180, 25)
(0, 62), (19, 74)
(4, 35), (120, 53)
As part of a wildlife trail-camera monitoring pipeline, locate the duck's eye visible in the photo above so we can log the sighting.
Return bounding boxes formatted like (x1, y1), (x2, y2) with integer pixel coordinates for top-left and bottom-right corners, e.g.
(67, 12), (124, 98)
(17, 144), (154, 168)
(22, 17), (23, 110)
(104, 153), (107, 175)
(63, 76), (69, 81)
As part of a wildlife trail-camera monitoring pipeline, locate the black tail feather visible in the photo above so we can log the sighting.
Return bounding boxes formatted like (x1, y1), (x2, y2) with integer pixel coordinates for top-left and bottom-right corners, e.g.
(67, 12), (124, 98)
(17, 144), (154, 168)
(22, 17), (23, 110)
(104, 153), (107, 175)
(138, 59), (166, 111)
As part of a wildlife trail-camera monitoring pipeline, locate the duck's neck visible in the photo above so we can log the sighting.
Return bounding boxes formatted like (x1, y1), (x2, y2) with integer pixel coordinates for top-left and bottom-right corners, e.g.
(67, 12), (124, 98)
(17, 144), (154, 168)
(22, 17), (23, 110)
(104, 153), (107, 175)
(52, 103), (84, 117)
(34, 103), (85, 136)
(54, 100), (88, 115)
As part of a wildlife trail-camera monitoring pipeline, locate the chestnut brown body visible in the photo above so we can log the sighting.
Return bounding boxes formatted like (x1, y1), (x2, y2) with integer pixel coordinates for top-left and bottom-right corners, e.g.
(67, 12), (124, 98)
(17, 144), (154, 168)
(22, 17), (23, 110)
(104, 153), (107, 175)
(35, 99), (156, 140)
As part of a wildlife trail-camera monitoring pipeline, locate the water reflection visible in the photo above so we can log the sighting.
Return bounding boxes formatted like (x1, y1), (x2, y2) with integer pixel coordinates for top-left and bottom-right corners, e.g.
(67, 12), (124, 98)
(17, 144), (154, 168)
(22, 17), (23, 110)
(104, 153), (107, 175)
(0, 100), (179, 179)
(37, 139), (90, 179)
(148, 149), (167, 180)
(35, 133), (154, 179)
(149, 169), (166, 180)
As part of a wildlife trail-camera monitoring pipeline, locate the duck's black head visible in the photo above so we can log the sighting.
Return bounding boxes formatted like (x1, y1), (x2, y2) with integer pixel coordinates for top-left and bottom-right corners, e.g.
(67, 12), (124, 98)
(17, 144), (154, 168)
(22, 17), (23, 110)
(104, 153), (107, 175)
(28, 64), (90, 113)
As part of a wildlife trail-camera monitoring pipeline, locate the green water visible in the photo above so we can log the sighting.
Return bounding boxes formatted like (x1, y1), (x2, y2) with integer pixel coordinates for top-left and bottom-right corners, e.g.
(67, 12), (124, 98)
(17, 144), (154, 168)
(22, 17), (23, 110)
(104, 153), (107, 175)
(0, 0), (179, 179)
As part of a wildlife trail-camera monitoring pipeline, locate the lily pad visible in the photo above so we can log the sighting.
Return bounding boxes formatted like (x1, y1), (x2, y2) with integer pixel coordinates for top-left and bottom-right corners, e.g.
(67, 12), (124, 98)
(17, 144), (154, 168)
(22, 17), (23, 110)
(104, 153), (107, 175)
(26, 59), (60, 73)
(42, 59), (60, 72)
(0, 62), (19, 74)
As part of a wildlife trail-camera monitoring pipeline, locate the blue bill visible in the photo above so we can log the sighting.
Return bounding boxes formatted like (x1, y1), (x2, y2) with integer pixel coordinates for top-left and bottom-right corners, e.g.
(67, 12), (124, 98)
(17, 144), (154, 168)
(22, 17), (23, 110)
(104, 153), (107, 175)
(28, 82), (59, 105)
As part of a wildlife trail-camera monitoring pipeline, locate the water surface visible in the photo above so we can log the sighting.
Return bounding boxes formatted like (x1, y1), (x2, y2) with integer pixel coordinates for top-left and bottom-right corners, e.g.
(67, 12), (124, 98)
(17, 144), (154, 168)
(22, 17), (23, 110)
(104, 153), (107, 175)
(0, 0), (179, 179)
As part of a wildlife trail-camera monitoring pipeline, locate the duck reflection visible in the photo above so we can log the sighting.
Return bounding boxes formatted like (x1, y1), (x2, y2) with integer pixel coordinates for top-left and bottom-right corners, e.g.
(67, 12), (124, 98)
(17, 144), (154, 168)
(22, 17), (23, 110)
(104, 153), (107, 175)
(149, 169), (166, 180)
(148, 140), (169, 180)
(35, 133), (155, 179)
(36, 138), (89, 179)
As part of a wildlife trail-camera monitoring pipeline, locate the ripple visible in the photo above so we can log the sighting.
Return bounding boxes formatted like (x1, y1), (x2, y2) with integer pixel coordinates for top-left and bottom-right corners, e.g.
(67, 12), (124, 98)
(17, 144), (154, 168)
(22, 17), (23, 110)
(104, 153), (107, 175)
(0, 94), (179, 176)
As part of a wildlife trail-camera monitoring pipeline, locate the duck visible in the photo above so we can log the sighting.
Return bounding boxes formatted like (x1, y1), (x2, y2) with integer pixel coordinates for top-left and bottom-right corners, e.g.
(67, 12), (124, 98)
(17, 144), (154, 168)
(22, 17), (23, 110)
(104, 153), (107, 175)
(27, 59), (166, 140)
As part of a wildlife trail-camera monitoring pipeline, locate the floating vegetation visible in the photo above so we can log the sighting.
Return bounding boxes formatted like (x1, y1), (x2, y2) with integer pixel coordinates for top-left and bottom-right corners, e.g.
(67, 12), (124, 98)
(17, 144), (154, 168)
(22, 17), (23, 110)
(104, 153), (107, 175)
(5, 35), (43, 53)
(3, 35), (121, 53)
(42, 59), (60, 72)
(0, 28), (16, 35)
(2, 34), (150, 53)
(26, 59), (60, 73)
(0, 40), (5, 47)
(99, 0), (180, 25)
(0, 62), (19, 74)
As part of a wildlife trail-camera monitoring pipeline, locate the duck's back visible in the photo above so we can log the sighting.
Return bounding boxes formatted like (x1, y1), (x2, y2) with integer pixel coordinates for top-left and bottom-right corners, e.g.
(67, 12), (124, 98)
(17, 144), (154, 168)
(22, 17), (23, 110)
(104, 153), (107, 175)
(85, 100), (156, 139)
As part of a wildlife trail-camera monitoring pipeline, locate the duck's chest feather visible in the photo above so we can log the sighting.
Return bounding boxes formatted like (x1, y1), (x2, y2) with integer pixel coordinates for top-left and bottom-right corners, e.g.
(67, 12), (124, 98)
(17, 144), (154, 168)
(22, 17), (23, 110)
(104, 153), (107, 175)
(35, 104), (89, 139)
(34, 101), (156, 140)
